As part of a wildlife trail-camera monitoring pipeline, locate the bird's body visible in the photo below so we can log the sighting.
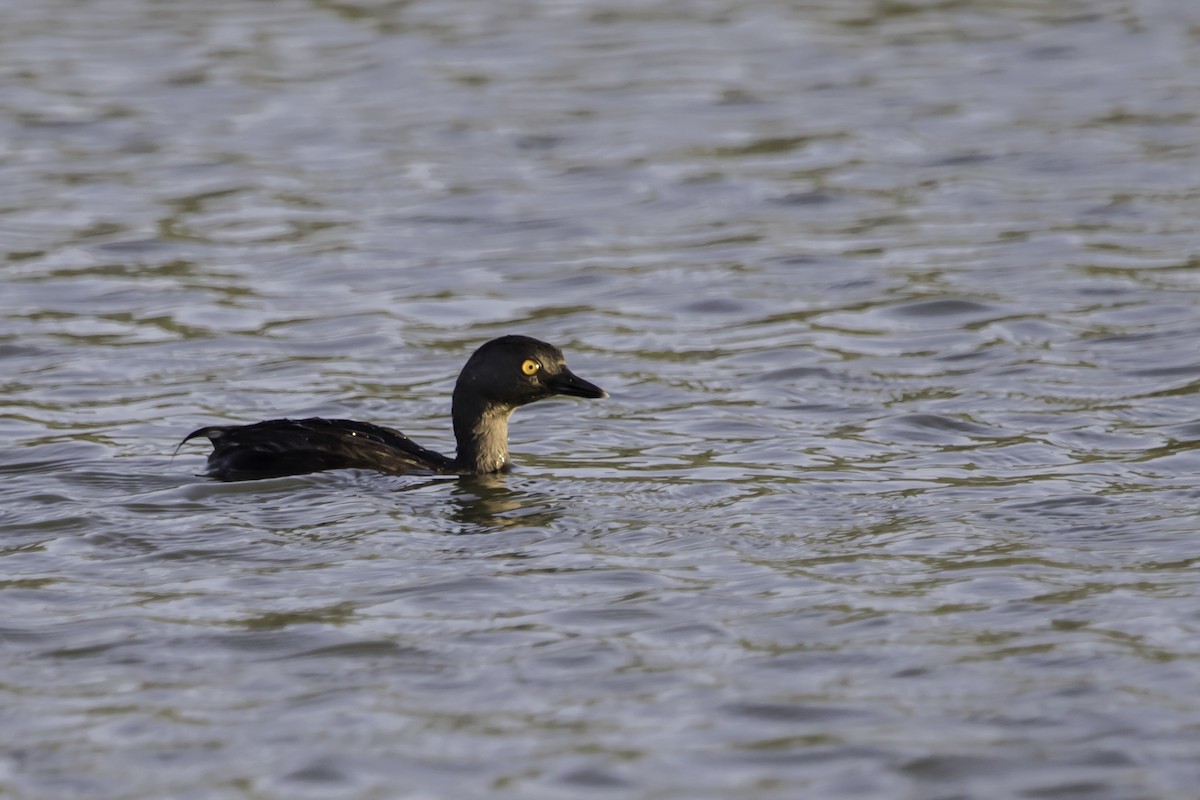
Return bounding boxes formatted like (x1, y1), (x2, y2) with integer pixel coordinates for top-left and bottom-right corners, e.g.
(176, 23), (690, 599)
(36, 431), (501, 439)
(181, 336), (605, 481)
(182, 418), (457, 481)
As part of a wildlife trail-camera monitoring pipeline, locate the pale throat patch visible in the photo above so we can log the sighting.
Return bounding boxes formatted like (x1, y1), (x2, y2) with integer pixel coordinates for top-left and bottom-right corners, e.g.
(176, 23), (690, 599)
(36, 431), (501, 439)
(470, 405), (516, 473)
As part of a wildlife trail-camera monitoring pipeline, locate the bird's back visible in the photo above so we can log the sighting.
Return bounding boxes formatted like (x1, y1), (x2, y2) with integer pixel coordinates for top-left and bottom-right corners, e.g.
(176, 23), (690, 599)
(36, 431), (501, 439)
(181, 418), (457, 481)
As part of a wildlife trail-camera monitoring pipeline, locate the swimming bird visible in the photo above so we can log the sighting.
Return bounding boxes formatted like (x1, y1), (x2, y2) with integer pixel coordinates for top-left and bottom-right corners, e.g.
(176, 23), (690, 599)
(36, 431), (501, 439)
(181, 335), (606, 481)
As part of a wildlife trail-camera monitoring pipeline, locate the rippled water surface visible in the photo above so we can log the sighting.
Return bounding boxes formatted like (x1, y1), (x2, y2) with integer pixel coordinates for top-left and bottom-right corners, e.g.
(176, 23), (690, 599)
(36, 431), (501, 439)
(4, 1), (1200, 797)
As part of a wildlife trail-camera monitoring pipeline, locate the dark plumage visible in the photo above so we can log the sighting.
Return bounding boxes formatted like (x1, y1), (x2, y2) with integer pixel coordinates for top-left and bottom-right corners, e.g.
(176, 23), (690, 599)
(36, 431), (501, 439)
(180, 335), (606, 481)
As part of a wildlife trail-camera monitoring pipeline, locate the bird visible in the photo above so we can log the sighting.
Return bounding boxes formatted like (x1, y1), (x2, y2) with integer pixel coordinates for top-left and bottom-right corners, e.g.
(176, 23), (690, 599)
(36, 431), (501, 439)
(180, 335), (606, 481)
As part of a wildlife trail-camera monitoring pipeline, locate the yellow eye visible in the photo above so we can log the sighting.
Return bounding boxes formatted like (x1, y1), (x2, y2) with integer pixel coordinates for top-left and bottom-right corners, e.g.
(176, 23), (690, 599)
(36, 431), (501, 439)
(521, 359), (540, 376)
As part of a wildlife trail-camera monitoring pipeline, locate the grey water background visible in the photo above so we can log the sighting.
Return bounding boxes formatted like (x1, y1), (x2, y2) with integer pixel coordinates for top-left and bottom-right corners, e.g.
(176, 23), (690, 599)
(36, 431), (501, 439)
(3, 0), (1200, 797)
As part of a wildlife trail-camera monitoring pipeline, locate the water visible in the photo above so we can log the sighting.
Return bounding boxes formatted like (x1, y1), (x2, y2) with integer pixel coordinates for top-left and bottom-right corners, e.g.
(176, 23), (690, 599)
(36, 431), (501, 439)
(4, 0), (1200, 797)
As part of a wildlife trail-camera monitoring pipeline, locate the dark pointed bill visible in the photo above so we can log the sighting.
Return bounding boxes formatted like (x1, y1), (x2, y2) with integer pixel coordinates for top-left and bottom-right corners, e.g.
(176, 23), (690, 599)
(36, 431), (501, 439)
(547, 367), (607, 399)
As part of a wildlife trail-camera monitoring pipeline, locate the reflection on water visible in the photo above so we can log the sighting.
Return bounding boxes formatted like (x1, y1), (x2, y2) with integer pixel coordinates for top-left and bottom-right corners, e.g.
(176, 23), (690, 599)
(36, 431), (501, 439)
(445, 475), (563, 532)
(4, 0), (1200, 797)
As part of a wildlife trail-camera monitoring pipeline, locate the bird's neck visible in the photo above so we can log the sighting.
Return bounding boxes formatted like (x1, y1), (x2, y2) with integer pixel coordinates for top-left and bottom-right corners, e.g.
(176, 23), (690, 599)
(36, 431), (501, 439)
(452, 395), (515, 474)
